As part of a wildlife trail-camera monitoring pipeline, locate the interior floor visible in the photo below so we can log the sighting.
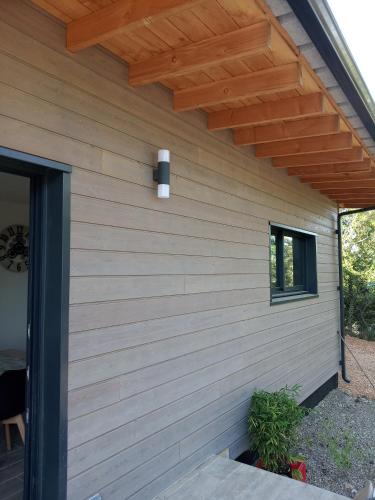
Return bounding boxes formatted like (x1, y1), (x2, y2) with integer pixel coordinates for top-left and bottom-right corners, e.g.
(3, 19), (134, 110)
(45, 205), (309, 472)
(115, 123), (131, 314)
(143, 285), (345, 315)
(0, 427), (24, 500)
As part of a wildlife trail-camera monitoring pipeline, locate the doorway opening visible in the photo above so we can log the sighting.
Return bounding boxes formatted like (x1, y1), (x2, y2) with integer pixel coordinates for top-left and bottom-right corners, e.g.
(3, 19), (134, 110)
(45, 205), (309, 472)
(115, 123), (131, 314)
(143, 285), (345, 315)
(0, 147), (70, 500)
(0, 172), (29, 499)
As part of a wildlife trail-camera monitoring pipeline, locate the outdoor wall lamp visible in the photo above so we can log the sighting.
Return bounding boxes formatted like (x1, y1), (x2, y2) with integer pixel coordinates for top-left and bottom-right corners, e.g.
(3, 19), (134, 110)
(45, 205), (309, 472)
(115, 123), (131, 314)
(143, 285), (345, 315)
(153, 149), (170, 198)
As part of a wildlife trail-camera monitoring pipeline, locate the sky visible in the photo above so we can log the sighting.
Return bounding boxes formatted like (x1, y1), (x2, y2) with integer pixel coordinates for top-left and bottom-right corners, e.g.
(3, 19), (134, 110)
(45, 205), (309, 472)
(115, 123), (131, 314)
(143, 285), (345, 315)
(327, 0), (375, 101)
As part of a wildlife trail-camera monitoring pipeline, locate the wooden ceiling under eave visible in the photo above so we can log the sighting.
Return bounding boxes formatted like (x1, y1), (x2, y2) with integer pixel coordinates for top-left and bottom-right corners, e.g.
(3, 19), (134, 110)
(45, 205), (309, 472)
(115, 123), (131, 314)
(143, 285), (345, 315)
(32, 0), (375, 209)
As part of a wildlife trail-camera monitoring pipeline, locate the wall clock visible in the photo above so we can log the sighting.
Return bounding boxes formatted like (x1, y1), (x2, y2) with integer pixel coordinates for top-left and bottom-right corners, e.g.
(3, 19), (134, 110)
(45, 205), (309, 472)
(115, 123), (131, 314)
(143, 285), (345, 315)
(0, 224), (29, 272)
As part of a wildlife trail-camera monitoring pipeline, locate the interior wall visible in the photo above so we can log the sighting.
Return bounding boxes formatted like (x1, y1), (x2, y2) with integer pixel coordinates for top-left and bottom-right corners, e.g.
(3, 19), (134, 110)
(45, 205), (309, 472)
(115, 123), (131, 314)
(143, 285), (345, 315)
(0, 190), (29, 352)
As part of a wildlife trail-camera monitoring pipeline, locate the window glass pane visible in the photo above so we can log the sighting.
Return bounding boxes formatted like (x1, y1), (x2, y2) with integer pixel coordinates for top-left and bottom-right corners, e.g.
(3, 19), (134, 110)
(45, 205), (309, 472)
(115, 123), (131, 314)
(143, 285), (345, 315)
(293, 237), (304, 287)
(270, 233), (277, 288)
(283, 235), (294, 288)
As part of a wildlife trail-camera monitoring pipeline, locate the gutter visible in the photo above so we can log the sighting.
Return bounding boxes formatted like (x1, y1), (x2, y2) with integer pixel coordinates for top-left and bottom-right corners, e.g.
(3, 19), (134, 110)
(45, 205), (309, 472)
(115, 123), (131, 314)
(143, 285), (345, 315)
(287, 0), (375, 141)
(337, 207), (375, 383)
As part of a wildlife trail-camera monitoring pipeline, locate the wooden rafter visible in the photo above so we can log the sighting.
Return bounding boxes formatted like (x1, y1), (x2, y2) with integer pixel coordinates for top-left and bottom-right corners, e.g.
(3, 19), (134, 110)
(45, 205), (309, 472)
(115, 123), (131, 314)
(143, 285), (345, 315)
(326, 194), (375, 199)
(340, 202), (375, 208)
(330, 192), (375, 198)
(337, 198), (375, 203)
(130, 22), (274, 85)
(33, 0), (375, 208)
(174, 63), (302, 111)
(300, 172), (374, 184)
(67, 0), (204, 52)
(287, 159), (371, 176)
(234, 115), (340, 145)
(337, 196), (375, 207)
(308, 173), (375, 186)
(311, 179), (375, 190)
(273, 147), (364, 168)
(255, 132), (352, 158)
(208, 93), (327, 131)
(319, 187), (375, 194)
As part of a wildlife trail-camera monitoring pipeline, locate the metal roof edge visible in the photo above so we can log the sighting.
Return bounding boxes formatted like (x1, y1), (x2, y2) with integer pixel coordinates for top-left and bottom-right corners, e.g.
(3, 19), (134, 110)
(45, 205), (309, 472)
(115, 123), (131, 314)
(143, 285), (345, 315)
(287, 0), (375, 142)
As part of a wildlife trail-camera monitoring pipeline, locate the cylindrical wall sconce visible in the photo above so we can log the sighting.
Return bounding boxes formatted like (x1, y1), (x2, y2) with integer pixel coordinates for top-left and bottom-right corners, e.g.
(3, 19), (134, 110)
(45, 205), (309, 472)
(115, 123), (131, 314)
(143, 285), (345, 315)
(153, 149), (170, 198)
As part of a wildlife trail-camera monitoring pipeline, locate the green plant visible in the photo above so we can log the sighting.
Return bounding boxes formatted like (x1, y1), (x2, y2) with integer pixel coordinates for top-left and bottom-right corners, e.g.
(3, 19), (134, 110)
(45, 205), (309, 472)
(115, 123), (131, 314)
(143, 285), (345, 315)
(328, 434), (353, 469)
(318, 422), (357, 470)
(248, 385), (307, 473)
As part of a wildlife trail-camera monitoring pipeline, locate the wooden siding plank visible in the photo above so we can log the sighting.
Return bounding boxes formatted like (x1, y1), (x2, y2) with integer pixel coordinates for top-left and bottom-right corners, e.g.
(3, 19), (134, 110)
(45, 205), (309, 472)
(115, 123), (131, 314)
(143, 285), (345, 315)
(70, 250), (268, 277)
(68, 313), (336, 448)
(67, 327), (337, 492)
(69, 299), (335, 365)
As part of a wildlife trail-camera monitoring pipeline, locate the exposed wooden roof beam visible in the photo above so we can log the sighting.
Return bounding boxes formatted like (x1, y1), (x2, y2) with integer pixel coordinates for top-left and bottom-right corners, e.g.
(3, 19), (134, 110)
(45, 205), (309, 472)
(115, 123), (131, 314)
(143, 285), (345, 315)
(234, 115), (340, 145)
(311, 179), (375, 189)
(255, 132), (352, 158)
(273, 147), (364, 168)
(337, 198), (375, 204)
(288, 159), (371, 176)
(130, 22), (273, 86)
(208, 93), (326, 131)
(298, 171), (373, 181)
(320, 189), (375, 201)
(67, 0), (203, 52)
(174, 63), (302, 111)
(340, 202), (375, 208)
(299, 171), (373, 184)
(321, 188), (375, 195)
(332, 192), (375, 198)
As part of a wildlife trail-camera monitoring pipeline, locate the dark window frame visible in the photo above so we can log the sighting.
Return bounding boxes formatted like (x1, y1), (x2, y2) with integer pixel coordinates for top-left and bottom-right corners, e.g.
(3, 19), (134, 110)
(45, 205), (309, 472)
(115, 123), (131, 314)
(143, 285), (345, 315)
(270, 223), (318, 303)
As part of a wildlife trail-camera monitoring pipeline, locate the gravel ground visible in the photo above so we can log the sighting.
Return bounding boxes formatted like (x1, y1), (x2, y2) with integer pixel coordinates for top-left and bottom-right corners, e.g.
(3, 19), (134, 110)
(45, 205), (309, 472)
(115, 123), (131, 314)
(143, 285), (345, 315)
(339, 336), (375, 400)
(294, 389), (375, 498)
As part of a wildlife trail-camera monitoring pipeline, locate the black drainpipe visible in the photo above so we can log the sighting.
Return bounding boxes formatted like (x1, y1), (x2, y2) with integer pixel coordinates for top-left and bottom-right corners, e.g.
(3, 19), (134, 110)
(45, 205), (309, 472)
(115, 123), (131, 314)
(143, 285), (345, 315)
(337, 206), (375, 383)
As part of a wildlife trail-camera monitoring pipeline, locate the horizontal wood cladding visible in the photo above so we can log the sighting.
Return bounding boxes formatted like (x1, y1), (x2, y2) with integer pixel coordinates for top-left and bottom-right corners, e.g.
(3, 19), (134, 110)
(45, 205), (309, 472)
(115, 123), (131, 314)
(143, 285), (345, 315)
(0, 4), (339, 500)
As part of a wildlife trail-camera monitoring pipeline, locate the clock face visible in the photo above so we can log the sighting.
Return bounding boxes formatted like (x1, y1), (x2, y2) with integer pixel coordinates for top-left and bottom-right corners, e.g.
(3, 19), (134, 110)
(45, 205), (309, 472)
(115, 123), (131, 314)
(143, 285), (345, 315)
(0, 225), (29, 272)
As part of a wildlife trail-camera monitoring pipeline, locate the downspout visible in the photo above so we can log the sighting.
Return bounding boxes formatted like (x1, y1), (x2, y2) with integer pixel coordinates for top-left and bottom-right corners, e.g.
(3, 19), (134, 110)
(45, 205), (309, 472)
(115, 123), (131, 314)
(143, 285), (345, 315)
(337, 206), (375, 383)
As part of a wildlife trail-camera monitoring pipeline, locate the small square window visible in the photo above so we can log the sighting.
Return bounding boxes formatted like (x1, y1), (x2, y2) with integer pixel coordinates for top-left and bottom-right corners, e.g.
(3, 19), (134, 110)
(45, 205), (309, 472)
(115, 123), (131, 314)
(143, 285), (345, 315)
(270, 224), (318, 302)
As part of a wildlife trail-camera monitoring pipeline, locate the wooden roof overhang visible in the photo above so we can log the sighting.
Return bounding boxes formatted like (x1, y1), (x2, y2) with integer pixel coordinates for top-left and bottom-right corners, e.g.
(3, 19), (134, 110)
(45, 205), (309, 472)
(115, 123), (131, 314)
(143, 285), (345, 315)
(32, 0), (375, 209)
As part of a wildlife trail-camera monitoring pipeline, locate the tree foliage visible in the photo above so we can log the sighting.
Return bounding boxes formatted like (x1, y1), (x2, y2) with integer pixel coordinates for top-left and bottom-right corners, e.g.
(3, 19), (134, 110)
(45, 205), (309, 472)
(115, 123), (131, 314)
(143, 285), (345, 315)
(342, 211), (375, 340)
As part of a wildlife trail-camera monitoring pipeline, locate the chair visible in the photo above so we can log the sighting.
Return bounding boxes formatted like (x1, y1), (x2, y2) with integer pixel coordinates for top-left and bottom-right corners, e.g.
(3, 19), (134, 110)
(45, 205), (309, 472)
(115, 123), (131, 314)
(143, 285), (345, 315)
(0, 369), (26, 451)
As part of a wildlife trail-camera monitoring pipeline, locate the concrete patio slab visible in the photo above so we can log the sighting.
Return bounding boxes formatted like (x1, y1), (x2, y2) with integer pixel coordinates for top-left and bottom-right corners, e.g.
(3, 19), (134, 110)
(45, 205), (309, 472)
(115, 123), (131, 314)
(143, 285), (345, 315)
(154, 455), (349, 500)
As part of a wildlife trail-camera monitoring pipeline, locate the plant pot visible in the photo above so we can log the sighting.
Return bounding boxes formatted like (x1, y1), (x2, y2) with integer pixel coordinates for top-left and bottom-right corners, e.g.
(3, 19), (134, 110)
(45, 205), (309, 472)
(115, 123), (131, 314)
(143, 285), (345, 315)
(290, 460), (307, 482)
(255, 458), (306, 482)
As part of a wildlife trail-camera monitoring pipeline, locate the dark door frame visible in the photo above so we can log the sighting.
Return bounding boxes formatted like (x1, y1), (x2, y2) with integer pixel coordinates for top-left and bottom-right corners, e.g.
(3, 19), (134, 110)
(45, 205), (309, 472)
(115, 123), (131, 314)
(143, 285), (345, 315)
(0, 146), (71, 500)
